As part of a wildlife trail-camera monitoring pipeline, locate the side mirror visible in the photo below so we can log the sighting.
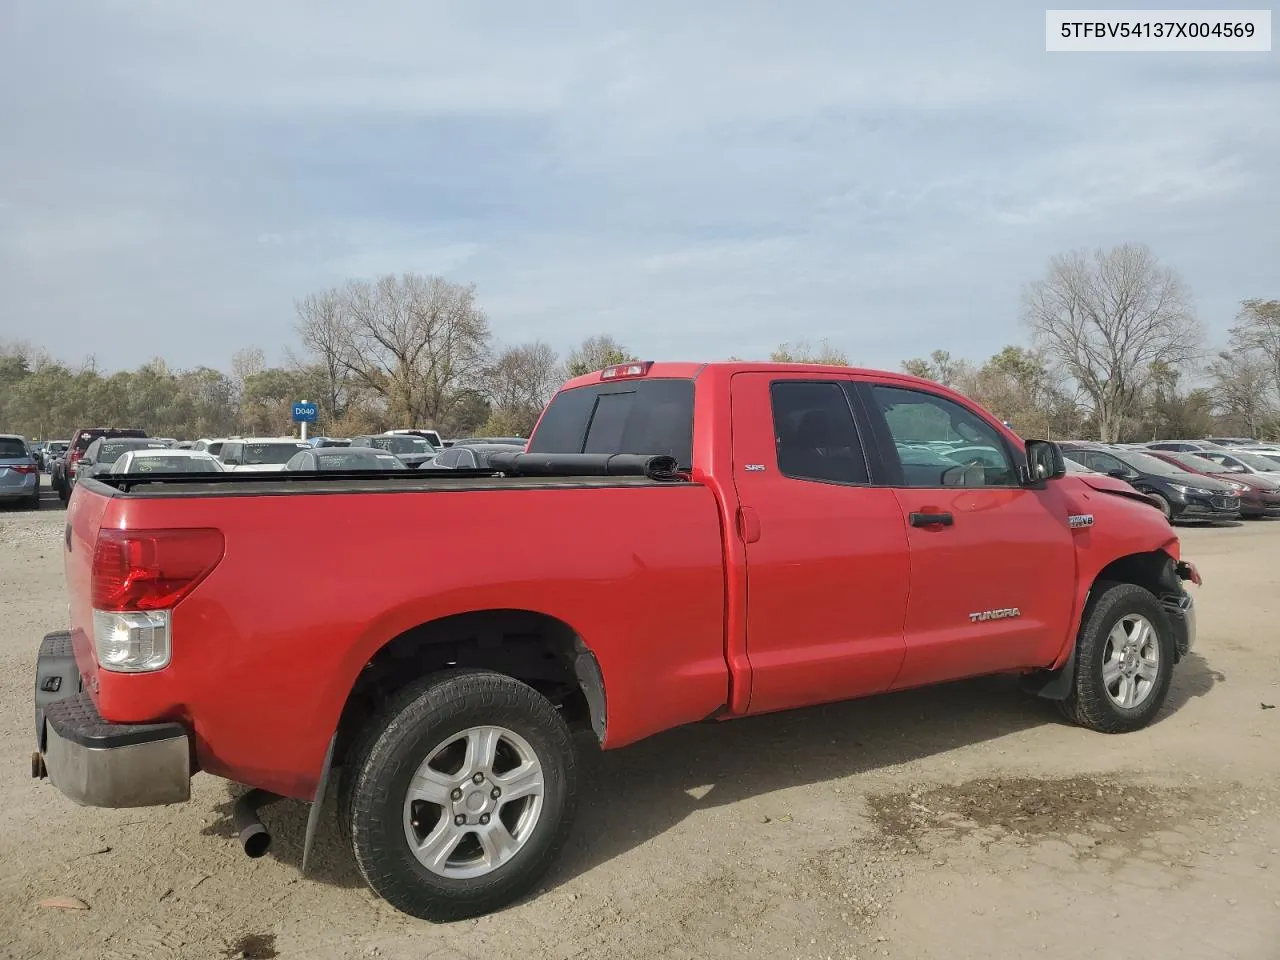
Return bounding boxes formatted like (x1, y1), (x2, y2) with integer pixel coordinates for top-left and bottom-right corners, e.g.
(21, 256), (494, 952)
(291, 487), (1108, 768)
(1023, 439), (1065, 483)
(80, 458), (95, 467)
(222, 457), (239, 466)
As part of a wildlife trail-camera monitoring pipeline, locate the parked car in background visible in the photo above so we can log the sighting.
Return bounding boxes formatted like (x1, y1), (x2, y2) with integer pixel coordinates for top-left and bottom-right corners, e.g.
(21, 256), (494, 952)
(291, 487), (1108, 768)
(308, 437), (351, 448)
(1064, 456), (1102, 475)
(41, 441), (69, 472)
(1144, 450), (1280, 519)
(75, 438), (172, 486)
(58, 427), (148, 502)
(1204, 437), (1258, 447)
(1189, 448), (1280, 481)
(385, 428), (443, 449)
(285, 448), (407, 472)
(1145, 440), (1226, 453)
(218, 438), (311, 472)
(193, 438), (234, 457)
(351, 434), (437, 468)
(0, 435), (41, 509)
(110, 450), (224, 474)
(424, 443), (524, 470)
(1060, 443), (1240, 522)
(449, 437), (527, 448)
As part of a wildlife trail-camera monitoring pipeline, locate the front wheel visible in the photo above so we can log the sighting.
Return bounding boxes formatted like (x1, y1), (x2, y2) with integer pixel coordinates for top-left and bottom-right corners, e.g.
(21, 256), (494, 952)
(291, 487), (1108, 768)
(1147, 492), (1173, 520)
(342, 670), (578, 921)
(1060, 581), (1175, 733)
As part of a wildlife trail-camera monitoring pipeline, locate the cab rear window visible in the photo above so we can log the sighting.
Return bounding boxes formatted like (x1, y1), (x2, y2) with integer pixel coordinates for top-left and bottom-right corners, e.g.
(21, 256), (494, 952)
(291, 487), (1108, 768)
(528, 378), (695, 469)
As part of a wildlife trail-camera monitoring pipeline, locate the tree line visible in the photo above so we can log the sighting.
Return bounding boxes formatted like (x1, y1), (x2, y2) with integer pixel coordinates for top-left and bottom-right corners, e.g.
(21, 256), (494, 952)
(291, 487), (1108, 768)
(1, 245), (1275, 443)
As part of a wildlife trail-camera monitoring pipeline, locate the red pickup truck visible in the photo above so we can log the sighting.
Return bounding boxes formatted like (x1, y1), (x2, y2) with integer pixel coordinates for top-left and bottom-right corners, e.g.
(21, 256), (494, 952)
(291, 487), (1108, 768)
(32, 361), (1199, 921)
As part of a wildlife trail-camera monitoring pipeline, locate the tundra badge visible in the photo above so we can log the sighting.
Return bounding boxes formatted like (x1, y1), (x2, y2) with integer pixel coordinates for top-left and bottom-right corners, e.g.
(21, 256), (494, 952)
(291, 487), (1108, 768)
(969, 607), (1021, 623)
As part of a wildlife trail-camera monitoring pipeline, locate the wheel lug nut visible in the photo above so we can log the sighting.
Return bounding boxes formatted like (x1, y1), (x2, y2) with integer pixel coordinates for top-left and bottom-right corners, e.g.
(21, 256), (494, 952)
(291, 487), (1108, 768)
(479, 813), (490, 825)
(491, 787), (501, 799)
(472, 772), (484, 784)
(454, 814), (466, 826)
(451, 788), (463, 801)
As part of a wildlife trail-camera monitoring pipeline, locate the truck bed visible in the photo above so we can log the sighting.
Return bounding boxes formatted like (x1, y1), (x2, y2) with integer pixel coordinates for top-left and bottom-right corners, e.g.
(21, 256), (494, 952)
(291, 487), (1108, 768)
(85, 472), (681, 499)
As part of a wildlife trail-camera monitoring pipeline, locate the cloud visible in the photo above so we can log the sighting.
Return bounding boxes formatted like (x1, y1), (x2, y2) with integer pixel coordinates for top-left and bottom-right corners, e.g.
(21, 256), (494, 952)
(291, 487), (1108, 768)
(0, 0), (1276, 372)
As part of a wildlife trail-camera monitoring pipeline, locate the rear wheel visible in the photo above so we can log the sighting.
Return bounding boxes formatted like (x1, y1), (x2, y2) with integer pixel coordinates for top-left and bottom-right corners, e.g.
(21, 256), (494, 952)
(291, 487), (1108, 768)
(1060, 581), (1174, 733)
(342, 670), (578, 921)
(26, 486), (40, 510)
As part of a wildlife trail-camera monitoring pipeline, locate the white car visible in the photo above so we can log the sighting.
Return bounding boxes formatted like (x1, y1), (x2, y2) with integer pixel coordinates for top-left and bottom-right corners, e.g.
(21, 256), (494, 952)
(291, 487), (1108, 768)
(193, 437), (235, 457)
(218, 438), (311, 472)
(110, 449), (225, 474)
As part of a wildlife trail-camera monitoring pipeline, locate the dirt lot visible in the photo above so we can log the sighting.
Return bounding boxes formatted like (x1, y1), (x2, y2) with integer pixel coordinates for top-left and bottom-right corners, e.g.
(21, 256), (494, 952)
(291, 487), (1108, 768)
(1, 491), (1277, 960)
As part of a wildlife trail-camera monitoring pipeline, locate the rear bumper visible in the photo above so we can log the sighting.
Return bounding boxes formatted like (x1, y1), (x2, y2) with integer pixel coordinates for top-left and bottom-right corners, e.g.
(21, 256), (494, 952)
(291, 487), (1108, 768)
(0, 474), (37, 499)
(33, 632), (191, 808)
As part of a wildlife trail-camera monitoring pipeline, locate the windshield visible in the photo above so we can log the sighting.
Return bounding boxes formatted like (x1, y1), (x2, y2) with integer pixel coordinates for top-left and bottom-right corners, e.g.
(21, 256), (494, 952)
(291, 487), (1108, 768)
(100, 440), (165, 463)
(1113, 450), (1193, 478)
(1227, 452), (1279, 472)
(243, 443), (308, 465)
(1162, 452), (1230, 474)
(316, 451), (406, 470)
(371, 436), (431, 455)
(125, 455), (221, 474)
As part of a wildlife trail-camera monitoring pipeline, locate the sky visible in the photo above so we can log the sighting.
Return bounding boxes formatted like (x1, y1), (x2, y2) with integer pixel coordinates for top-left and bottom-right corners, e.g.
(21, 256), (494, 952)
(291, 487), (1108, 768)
(1, 1), (1277, 373)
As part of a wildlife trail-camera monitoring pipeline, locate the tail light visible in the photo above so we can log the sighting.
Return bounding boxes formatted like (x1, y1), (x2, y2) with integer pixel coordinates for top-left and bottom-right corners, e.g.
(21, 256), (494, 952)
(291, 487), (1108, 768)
(10, 464), (35, 475)
(92, 529), (224, 611)
(69, 447), (83, 465)
(90, 529), (224, 673)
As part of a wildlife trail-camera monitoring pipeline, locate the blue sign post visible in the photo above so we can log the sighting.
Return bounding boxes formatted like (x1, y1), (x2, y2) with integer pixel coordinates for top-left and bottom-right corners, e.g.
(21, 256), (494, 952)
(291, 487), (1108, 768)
(291, 401), (318, 441)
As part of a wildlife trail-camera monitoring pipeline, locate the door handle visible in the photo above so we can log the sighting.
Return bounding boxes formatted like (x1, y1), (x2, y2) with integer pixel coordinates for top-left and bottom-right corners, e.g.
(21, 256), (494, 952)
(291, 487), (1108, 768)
(909, 511), (954, 528)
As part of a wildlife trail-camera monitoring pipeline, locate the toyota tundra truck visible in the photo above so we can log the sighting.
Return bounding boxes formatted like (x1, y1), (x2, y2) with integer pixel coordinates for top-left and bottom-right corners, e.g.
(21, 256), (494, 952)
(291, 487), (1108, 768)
(31, 361), (1199, 921)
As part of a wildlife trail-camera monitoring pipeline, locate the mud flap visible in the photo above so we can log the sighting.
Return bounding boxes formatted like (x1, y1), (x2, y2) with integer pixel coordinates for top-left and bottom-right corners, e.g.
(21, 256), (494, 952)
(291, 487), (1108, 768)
(301, 734), (336, 875)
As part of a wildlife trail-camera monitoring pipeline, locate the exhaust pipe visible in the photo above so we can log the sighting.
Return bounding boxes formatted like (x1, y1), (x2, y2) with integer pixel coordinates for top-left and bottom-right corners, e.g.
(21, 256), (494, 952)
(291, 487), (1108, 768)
(233, 788), (282, 858)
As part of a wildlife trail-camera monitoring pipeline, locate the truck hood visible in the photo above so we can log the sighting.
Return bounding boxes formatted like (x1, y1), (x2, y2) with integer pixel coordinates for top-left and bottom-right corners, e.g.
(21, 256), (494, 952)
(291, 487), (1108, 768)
(1076, 473), (1164, 509)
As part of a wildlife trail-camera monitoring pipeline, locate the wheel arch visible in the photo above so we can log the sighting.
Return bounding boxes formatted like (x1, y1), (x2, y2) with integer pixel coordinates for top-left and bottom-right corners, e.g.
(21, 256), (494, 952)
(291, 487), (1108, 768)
(331, 608), (607, 770)
(1028, 548), (1186, 700)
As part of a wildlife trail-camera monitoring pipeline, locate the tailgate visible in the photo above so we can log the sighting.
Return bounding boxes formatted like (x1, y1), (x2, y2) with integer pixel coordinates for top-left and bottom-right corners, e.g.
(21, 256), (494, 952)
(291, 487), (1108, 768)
(63, 484), (112, 700)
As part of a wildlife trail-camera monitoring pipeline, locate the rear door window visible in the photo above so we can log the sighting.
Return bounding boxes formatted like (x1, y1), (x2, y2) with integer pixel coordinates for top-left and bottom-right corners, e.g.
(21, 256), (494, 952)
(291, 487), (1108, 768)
(770, 381), (870, 484)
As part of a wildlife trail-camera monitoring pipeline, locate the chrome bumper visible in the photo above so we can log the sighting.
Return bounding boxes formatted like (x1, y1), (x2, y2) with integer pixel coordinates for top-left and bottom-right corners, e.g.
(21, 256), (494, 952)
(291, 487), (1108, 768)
(33, 632), (191, 808)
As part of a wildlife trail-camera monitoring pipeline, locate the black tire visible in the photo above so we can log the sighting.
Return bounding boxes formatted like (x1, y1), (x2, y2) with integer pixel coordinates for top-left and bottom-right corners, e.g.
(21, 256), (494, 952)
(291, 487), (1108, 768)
(341, 670), (578, 922)
(1148, 492), (1173, 520)
(26, 486), (40, 510)
(1059, 581), (1175, 733)
(57, 479), (69, 504)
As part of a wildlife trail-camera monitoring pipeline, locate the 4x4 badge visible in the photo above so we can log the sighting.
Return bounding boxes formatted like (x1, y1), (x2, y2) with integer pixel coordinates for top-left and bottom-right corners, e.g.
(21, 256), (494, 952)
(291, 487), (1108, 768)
(1069, 514), (1095, 528)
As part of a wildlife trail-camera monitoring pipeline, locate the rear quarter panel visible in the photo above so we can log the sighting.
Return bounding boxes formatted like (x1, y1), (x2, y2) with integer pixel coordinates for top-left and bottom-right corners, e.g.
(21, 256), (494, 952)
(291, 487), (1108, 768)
(88, 483), (728, 799)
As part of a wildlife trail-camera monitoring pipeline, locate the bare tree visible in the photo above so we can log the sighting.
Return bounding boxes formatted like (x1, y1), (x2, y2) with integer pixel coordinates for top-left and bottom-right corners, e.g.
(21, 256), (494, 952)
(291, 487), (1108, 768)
(1227, 299), (1280, 400)
(483, 341), (564, 435)
(1208, 346), (1274, 438)
(294, 289), (353, 421)
(565, 335), (631, 377)
(335, 273), (492, 427)
(769, 338), (849, 364)
(1021, 243), (1200, 442)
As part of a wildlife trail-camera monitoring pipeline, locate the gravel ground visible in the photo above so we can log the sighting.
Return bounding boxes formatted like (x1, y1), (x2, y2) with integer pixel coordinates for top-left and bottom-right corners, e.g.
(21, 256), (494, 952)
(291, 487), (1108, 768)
(1, 489), (1277, 960)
